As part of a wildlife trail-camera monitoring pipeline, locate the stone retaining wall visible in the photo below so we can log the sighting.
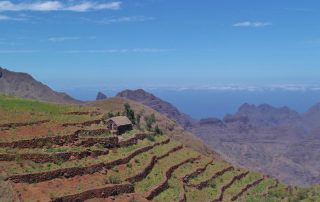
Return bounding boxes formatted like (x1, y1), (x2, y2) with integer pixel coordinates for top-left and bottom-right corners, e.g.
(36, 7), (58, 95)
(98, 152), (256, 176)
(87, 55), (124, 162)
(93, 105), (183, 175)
(231, 178), (264, 201)
(189, 166), (234, 190)
(211, 171), (249, 202)
(0, 150), (108, 163)
(7, 139), (170, 183)
(145, 156), (200, 200)
(0, 120), (50, 131)
(182, 159), (214, 183)
(51, 183), (134, 202)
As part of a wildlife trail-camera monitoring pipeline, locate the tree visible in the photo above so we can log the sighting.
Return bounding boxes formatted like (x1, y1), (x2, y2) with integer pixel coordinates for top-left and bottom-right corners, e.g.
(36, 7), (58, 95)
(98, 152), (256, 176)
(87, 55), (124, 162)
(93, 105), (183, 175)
(154, 124), (162, 134)
(144, 114), (156, 131)
(123, 103), (136, 124)
(136, 113), (142, 129)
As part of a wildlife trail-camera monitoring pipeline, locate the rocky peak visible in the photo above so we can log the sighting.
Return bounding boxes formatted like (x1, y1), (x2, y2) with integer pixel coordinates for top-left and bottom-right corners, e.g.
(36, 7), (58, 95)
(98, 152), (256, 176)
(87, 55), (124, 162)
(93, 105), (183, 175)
(96, 92), (107, 100)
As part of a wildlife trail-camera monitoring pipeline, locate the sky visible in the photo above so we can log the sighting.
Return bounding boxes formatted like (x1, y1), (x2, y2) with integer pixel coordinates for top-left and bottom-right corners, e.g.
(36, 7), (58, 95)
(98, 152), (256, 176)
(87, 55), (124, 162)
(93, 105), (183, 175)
(1, 0), (320, 93)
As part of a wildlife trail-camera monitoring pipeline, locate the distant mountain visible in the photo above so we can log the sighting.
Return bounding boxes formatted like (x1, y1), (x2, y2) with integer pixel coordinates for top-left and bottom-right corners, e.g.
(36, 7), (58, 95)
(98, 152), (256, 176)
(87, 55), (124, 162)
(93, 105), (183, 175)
(224, 103), (302, 128)
(117, 89), (196, 128)
(96, 92), (107, 100)
(192, 103), (320, 187)
(303, 102), (320, 129)
(0, 67), (80, 104)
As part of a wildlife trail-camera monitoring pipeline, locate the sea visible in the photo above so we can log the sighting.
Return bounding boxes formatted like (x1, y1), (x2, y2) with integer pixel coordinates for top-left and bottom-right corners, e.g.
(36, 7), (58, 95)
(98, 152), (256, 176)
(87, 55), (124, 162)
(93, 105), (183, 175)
(66, 89), (320, 119)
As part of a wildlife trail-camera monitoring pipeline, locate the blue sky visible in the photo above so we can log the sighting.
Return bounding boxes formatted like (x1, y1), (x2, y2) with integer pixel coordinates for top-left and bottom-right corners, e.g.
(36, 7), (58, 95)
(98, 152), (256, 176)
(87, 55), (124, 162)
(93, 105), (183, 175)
(1, 0), (320, 93)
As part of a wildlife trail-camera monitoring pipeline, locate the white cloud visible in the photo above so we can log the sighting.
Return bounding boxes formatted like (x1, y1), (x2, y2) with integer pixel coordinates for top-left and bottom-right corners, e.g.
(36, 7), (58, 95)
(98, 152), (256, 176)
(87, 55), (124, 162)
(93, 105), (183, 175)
(48, 36), (96, 42)
(233, 21), (272, 28)
(0, 49), (37, 53)
(0, 1), (121, 12)
(64, 48), (172, 53)
(48, 37), (80, 42)
(0, 14), (24, 21)
(100, 16), (154, 24)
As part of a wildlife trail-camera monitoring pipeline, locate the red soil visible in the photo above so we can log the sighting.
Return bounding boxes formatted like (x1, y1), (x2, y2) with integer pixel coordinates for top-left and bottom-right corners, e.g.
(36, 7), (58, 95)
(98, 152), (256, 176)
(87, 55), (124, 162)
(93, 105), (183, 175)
(13, 173), (108, 201)
(0, 123), (78, 142)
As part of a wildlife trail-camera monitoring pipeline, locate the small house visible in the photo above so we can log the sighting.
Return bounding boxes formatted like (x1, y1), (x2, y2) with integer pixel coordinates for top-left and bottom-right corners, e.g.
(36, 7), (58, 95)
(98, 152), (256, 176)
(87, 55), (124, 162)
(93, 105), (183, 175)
(106, 116), (133, 135)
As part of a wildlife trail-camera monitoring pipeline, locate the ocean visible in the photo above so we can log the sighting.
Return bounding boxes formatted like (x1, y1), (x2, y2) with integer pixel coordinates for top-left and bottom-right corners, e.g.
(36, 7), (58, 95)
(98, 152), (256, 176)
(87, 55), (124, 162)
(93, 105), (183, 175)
(66, 89), (320, 119)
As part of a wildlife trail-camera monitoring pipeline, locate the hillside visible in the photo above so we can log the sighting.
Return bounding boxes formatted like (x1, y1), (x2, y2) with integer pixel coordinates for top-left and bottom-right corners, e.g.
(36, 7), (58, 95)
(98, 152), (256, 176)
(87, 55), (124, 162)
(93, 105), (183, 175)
(0, 67), (80, 104)
(117, 90), (320, 187)
(117, 89), (196, 128)
(192, 103), (320, 187)
(1, 95), (319, 201)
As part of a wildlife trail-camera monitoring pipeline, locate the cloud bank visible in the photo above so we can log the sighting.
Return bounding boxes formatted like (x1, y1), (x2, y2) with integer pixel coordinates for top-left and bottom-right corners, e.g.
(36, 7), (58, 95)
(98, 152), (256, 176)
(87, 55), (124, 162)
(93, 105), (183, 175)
(233, 21), (272, 28)
(0, 1), (121, 12)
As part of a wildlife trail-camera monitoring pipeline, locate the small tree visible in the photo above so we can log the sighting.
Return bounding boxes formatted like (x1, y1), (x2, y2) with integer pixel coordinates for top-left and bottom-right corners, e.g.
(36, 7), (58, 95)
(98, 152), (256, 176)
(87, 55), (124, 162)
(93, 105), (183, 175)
(154, 124), (162, 135)
(144, 114), (156, 131)
(136, 113), (142, 129)
(123, 103), (136, 124)
(107, 112), (115, 118)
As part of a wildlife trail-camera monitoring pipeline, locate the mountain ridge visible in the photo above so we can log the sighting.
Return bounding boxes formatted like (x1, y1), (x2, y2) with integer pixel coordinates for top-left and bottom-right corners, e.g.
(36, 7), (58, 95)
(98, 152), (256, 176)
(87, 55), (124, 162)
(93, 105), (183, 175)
(117, 89), (196, 128)
(0, 67), (80, 104)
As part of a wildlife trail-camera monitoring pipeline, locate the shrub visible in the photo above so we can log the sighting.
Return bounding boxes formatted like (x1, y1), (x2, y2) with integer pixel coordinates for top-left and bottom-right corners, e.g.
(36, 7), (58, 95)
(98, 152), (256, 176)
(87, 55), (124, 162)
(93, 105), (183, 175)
(134, 158), (140, 164)
(147, 135), (156, 142)
(144, 114), (156, 131)
(108, 175), (121, 184)
(154, 124), (163, 135)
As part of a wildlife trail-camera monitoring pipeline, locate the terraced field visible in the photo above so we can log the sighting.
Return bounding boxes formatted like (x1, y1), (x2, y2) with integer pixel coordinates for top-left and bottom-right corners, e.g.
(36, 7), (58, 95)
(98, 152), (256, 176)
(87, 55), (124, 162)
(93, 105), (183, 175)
(1, 95), (320, 202)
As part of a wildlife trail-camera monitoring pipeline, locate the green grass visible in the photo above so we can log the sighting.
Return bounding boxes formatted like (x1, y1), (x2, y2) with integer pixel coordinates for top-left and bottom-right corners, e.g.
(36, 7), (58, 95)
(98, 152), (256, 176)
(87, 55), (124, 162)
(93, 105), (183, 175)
(135, 148), (199, 194)
(153, 178), (182, 202)
(187, 161), (230, 185)
(225, 172), (262, 198)
(185, 169), (243, 202)
(108, 140), (182, 181)
(2, 135), (167, 175)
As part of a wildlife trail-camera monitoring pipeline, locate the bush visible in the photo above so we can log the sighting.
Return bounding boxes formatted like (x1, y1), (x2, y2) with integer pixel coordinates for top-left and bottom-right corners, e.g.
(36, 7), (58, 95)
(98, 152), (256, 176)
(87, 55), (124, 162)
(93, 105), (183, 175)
(154, 124), (163, 135)
(144, 114), (156, 131)
(108, 175), (121, 184)
(147, 135), (156, 142)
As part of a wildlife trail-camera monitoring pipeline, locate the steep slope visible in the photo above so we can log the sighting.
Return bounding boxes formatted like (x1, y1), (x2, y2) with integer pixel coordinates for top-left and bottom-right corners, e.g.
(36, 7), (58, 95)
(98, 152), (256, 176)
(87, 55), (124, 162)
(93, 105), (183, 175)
(0, 67), (80, 104)
(303, 102), (320, 130)
(88, 97), (216, 158)
(192, 104), (320, 187)
(117, 89), (196, 128)
(116, 89), (320, 186)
